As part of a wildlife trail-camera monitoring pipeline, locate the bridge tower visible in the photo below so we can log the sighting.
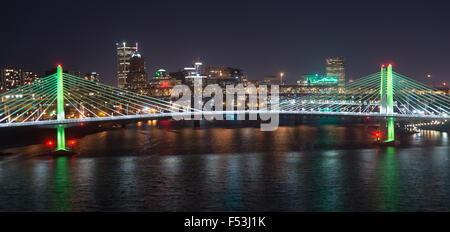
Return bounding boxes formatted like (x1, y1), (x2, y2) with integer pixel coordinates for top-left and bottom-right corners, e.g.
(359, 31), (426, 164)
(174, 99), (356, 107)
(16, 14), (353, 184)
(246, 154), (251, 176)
(56, 65), (67, 151)
(380, 64), (395, 142)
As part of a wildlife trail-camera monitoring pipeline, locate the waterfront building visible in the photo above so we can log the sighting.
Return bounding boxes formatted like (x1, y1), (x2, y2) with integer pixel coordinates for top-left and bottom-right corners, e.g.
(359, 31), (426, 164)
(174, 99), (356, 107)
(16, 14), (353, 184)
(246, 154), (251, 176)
(297, 74), (338, 87)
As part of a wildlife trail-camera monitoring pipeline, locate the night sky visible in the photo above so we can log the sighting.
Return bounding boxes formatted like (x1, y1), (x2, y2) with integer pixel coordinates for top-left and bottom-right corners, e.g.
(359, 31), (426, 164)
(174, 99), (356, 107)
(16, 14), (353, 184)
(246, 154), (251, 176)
(1, 0), (449, 86)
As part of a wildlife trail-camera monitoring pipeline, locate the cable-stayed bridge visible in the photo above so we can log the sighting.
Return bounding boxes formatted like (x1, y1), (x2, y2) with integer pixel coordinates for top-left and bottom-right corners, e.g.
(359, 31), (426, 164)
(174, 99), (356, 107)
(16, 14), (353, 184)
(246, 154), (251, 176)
(0, 64), (449, 150)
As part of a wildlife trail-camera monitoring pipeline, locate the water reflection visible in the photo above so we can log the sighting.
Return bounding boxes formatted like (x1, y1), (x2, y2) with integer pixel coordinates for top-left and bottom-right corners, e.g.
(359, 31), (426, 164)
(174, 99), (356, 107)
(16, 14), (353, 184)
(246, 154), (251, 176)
(225, 156), (243, 211)
(0, 121), (449, 211)
(442, 132), (448, 146)
(378, 147), (399, 212)
(313, 150), (343, 211)
(52, 157), (71, 211)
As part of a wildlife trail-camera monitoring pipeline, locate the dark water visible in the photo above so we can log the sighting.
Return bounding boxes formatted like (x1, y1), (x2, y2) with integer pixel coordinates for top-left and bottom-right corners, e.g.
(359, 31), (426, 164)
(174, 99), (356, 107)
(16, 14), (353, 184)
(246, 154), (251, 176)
(0, 119), (449, 212)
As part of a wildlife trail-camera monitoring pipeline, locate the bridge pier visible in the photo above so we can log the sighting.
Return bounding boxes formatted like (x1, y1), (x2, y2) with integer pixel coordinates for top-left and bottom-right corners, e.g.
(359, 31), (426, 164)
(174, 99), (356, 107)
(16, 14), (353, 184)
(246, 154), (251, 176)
(380, 64), (397, 144)
(55, 65), (68, 151)
(379, 117), (395, 143)
(386, 117), (395, 142)
(56, 125), (67, 151)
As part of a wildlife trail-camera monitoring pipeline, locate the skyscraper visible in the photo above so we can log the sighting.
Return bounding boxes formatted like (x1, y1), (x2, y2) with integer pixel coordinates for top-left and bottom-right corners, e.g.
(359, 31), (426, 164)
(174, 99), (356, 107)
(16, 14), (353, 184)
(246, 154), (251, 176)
(125, 51), (148, 93)
(0, 68), (21, 91)
(116, 42), (138, 89)
(326, 57), (345, 87)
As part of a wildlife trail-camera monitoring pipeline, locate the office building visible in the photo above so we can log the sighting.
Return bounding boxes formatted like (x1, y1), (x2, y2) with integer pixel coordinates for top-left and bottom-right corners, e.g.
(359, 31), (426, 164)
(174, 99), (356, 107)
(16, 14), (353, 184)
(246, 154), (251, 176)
(325, 57), (345, 87)
(125, 51), (148, 92)
(116, 41), (138, 89)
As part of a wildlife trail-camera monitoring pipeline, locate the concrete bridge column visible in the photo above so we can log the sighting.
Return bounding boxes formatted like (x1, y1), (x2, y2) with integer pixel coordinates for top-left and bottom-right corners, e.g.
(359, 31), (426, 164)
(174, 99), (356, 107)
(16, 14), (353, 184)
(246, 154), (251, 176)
(56, 65), (67, 151)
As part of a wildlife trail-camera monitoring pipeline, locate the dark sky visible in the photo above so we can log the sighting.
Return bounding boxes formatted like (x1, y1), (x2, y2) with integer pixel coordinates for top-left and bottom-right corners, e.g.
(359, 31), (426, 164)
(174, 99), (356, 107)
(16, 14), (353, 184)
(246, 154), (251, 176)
(1, 0), (449, 86)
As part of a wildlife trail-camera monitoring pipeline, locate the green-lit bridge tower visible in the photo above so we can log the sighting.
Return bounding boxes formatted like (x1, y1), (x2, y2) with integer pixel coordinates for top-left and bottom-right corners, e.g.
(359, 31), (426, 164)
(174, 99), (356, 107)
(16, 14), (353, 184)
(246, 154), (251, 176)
(56, 65), (67, 151)
(380, 64), (395, 142)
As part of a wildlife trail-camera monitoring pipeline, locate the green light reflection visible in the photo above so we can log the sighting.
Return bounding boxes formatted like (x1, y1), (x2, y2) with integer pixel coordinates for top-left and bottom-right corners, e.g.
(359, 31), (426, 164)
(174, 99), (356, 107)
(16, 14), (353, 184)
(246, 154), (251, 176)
(52, 157), (71, 211)
(378, 147), (399, 212)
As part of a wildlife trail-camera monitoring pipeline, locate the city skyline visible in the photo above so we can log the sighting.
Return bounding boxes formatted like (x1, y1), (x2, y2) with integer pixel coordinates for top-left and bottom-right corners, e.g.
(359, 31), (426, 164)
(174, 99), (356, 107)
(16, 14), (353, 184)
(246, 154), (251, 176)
(0, 1), (449, 86)
(1, 0), (450, 215)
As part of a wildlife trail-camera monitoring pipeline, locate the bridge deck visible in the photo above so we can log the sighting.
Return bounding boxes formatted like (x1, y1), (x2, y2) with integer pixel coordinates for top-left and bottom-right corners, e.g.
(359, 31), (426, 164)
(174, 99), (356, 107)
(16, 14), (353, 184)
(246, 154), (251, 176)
(0, 111), (448, 128)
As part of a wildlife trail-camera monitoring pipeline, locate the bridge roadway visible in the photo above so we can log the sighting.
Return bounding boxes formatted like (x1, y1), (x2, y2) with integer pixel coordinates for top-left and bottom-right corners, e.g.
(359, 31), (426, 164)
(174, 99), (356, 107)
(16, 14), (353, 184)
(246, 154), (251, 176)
(0, 110), (448, 128)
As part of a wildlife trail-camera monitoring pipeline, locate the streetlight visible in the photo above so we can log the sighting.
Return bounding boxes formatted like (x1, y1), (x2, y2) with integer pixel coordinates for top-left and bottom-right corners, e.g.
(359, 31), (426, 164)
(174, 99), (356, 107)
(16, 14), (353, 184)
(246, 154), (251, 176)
(426, 74), (433, 86)
(280, 72), (285, 85)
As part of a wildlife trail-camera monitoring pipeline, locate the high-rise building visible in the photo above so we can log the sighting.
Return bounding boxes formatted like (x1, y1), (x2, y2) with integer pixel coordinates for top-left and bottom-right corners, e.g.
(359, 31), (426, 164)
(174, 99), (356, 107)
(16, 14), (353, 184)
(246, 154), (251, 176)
(325, 57), (345, 87)
(1, 68), (40, 91)
(84, 72), (100, 82)
(0, 68), (21, 91)
(125, 51), (148, 92)
(21, 71), (40, 85)
(116, 41), (138, 89)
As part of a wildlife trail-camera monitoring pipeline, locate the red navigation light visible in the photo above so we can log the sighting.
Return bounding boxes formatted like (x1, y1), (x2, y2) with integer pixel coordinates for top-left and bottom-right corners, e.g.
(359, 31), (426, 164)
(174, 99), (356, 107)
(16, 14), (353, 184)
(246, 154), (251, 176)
(375, 132), (382, 138)
(69, 140), (76, 145)
(159, 120), (170, 126)
(46, 140), (53, 146)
